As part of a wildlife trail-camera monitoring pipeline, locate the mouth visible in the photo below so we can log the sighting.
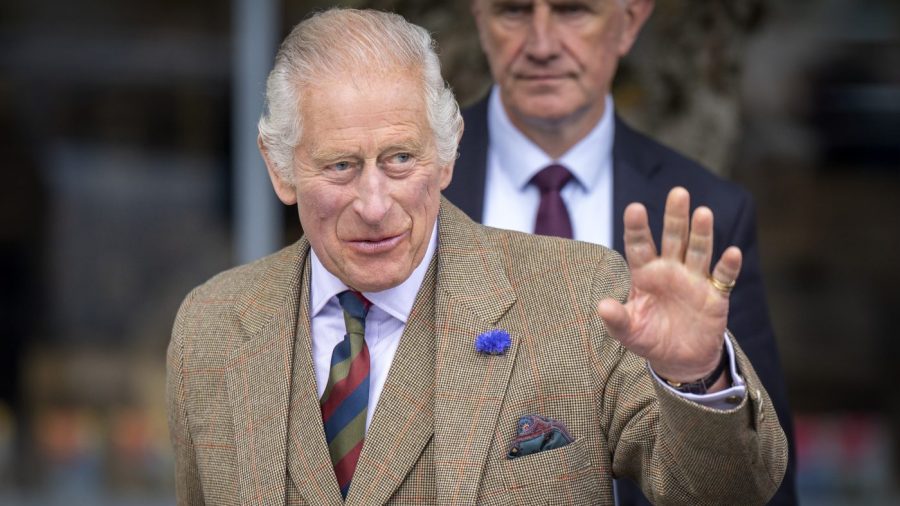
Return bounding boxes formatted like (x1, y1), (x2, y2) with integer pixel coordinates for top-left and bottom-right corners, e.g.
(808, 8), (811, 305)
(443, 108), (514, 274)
(515, 73), (572, 82)
(345, 231), (408, 255)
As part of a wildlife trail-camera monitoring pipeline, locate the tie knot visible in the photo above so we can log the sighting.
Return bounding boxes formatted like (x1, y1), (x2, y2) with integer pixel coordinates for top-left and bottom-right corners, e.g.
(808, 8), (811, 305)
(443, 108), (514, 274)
(337, 290), (372, 320)
(531, 164), (573, 194)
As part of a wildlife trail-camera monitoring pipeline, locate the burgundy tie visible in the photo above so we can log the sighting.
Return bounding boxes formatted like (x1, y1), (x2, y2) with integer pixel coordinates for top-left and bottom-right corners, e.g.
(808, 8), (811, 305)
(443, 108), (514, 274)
(531, 164), (574, 239)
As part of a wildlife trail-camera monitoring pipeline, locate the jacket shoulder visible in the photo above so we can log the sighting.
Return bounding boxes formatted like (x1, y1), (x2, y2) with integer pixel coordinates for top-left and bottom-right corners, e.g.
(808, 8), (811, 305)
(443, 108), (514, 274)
(187, 245), (294, 304)
(171, 242), (302, 342)
(439, 200), (629, 301)
(480, 225), (631, 306)
(615, 118), (751, 205)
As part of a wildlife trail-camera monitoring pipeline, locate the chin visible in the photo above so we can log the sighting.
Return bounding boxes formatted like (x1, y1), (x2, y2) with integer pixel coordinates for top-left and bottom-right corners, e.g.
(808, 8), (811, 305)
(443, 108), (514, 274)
(512, 97), (579, 122)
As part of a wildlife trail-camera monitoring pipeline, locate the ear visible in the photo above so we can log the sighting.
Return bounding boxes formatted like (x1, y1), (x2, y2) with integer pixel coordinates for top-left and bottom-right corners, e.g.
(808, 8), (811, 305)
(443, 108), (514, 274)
(439, 159), (455, 191)
(258, 135), (297, 205)
(439, 122), (464, 191)
(470, 0), (488, 39)
(618, 0), (655, 56)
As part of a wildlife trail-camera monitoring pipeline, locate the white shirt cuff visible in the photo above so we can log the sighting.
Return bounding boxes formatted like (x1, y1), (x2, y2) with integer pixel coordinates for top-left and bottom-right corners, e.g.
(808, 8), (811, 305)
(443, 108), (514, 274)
(649, 334), (747, 410)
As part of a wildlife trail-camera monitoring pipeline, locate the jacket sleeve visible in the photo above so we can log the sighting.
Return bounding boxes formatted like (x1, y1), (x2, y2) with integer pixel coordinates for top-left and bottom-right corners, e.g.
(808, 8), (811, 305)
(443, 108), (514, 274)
(592, 252), (788, 505)
(167, 291), (207, 505)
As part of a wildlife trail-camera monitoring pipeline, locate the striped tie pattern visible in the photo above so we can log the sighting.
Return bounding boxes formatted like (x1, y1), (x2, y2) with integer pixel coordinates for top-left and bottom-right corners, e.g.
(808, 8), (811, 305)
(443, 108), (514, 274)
(321, 290), (371, 498)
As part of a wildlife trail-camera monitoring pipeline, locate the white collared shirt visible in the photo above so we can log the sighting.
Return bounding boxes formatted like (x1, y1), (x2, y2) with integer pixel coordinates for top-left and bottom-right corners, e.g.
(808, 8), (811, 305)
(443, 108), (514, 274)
(483, 85), (615, 248)
(309, 222), (438, 431)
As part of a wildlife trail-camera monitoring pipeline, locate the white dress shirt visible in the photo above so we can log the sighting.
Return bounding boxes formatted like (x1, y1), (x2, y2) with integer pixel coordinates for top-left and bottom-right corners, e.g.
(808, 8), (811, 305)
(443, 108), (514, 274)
(482, 86), (746, 408)
(483, 86), (615, 248)
(309, 222), (438, 431)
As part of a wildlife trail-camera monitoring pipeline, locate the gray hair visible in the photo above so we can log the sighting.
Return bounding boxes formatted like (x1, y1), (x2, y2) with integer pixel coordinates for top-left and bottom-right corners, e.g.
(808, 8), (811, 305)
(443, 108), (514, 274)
(258, 8), (463, 183)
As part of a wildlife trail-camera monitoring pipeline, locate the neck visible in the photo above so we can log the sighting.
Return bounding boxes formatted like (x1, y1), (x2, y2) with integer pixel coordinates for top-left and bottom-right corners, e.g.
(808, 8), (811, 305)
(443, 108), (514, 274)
(504, 101), (606, 160)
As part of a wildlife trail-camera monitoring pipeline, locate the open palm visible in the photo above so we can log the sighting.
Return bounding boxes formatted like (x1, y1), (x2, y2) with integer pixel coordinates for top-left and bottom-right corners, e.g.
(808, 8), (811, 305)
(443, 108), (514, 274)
(598, 187), (742, 383)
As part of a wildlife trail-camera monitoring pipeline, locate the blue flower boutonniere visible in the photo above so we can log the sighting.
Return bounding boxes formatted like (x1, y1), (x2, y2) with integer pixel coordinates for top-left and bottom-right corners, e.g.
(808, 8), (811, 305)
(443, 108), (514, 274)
(475, 329), (511, 355)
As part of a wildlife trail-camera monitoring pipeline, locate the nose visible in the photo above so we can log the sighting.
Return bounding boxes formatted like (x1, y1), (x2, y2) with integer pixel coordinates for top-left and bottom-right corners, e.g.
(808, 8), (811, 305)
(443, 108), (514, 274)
(353, 162), (392, 225)
(524, 5), (559, 63)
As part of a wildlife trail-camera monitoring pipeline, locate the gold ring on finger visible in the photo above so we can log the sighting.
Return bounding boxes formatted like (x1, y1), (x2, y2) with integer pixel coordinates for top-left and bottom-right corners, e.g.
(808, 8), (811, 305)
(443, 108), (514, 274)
(708, 275), (736, 295)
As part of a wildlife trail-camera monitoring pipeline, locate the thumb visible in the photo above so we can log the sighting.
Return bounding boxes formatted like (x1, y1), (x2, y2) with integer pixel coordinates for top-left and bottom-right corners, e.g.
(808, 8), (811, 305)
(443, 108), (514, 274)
(597, 298), (632, 346)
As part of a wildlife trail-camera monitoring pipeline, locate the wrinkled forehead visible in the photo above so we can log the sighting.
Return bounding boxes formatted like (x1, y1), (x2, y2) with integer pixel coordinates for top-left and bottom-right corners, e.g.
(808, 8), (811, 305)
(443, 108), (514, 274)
(298, 58), (426, 102)
(296, 71), (432, 148)
(298, 64), (427, 114)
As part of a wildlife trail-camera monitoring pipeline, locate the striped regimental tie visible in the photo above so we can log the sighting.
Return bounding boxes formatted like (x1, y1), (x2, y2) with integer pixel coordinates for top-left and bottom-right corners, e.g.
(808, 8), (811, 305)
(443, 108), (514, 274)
(321, 290), (372, 499)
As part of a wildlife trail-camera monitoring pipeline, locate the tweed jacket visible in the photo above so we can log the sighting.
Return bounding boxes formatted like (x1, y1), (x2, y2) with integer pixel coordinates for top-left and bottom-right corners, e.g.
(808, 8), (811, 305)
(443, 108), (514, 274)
(167, 199), (787, 505)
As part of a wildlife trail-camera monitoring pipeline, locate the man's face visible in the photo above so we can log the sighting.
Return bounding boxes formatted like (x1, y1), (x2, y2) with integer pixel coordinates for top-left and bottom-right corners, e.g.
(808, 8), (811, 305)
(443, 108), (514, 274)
(473, 0), (650, 130)
(265, 71), (453, 292)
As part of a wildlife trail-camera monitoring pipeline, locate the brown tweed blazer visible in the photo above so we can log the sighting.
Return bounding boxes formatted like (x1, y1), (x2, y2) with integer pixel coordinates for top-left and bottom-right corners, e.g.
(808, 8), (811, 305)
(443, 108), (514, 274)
(167, 199), (787, 505)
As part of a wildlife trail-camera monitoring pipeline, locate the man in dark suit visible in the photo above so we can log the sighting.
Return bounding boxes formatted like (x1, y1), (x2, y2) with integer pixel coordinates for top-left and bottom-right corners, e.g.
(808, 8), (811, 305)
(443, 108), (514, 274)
(444, 1), (797, 504)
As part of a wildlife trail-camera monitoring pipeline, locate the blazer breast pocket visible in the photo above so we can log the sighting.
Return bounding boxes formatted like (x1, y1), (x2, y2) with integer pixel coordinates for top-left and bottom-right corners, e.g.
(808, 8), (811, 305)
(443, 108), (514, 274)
(502, 436), (593, 491)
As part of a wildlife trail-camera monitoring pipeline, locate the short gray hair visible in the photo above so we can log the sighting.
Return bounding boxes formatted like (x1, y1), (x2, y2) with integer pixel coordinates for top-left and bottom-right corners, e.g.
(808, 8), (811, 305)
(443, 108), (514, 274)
(258, 8), (463, 182)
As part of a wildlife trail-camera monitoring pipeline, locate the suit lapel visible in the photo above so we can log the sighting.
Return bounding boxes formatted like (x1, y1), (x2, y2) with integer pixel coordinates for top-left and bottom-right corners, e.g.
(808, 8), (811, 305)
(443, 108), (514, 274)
(285, 250), (344, 506)
(225, 241), (308, 506)
(431, 201), (518, 504)
(345, 254), (439, 506)
(612, 116), (665, 254)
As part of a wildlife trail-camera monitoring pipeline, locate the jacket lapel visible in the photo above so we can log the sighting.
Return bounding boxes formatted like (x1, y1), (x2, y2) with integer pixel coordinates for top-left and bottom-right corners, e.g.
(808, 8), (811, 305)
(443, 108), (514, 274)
(284, 246), (345, 506)
(345, 254), (439, 506)
(431, 201), (518, 504)
(225, 241), (307, 506)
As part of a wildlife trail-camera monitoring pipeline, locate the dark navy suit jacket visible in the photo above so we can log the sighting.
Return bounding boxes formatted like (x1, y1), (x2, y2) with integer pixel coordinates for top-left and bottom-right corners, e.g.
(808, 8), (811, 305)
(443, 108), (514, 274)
(444, 97), (797, 506)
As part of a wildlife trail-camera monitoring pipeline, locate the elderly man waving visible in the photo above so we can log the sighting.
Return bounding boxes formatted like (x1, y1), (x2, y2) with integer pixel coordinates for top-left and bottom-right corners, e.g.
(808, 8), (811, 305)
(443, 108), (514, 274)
(167, 8), (786, 505)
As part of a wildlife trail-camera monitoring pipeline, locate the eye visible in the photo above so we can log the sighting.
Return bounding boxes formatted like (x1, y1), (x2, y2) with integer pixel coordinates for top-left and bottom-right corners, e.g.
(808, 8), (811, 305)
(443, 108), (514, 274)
(383, 151), (416, 167)
(327, 160), (355, 172)
(391, 153), (412, 164)
(381, 151), (417, 175)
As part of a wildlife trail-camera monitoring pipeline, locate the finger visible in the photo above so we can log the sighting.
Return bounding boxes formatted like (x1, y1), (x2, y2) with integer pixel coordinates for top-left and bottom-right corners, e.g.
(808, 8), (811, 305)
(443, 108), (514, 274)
(622, 202), (657, 269)
(710, 246), (743, 296)
(597, 298), (633, 346)
(660, 187), (691, 261)
(684, 206), (714, 274)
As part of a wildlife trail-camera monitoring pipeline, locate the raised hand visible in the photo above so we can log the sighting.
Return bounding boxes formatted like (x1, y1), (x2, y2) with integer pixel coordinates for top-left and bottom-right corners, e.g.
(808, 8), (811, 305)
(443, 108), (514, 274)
(597, 187), (742, 385)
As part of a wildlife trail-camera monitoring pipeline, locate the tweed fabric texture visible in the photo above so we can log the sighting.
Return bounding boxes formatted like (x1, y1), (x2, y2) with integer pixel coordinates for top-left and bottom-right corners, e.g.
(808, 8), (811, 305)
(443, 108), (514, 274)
(168, 198), (788, 505)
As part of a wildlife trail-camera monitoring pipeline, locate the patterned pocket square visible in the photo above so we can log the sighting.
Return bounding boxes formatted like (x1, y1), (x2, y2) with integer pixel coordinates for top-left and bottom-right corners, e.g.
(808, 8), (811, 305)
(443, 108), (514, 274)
(507, 414), (574, 459)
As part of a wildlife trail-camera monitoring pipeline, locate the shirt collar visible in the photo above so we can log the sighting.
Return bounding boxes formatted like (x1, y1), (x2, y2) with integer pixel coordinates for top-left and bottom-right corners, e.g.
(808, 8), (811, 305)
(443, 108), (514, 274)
(309, 220), (438, 323)
(487, 85), (615, 192)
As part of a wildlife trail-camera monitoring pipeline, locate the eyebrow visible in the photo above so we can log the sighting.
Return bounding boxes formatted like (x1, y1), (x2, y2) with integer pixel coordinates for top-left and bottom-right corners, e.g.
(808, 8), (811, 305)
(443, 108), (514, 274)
(381, 139), (427, 155)
(309, 147), (360, 164)
(308, 138), (428, 164)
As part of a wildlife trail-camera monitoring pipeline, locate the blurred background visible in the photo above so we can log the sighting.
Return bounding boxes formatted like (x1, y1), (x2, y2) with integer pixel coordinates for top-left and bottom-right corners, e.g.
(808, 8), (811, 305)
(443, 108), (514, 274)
(0, 0), (898, 504)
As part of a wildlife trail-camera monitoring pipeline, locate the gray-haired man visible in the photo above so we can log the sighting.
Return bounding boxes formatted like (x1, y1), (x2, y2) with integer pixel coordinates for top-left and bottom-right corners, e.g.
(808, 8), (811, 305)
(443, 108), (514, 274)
(168, 8), (786, 505)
